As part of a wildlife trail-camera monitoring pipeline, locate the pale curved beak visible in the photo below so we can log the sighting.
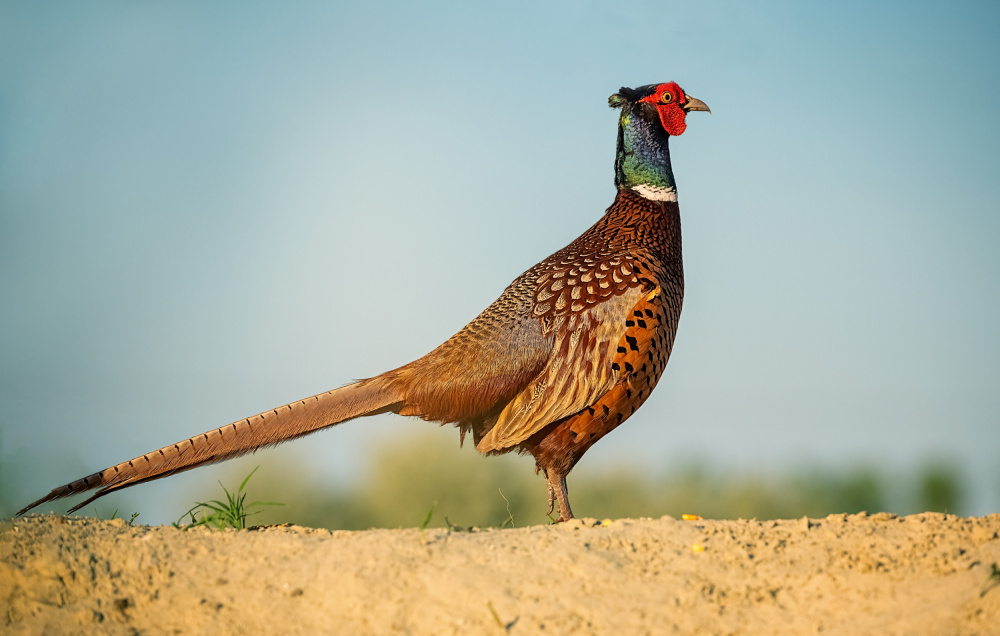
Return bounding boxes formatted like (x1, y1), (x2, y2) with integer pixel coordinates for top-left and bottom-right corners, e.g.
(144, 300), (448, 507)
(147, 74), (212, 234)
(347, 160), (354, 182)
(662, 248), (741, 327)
(683, 95), (711, 114)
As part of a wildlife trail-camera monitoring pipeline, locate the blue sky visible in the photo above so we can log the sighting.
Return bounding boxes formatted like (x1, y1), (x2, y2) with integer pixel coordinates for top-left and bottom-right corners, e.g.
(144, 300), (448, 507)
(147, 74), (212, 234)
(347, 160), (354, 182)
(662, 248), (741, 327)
(2, 1), (998, 521)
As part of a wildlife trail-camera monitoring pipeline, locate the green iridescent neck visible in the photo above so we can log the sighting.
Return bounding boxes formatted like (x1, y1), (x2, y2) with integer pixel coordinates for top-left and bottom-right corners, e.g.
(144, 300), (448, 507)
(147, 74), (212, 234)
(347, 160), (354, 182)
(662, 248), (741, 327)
(614, 104), (676, 199)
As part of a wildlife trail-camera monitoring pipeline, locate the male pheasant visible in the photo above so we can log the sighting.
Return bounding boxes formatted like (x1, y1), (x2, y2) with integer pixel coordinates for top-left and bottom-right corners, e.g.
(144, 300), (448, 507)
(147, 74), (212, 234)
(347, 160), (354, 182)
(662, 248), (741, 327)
(19, 82), (709, 522)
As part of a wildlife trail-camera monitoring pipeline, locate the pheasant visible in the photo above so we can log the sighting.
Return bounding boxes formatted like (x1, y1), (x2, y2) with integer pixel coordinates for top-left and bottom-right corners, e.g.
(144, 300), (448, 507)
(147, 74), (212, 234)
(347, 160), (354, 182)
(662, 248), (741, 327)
(18, 82), (709, 522)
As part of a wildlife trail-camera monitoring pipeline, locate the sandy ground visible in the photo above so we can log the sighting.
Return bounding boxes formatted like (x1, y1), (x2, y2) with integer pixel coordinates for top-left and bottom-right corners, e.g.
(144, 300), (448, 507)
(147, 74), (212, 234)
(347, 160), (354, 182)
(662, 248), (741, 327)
(2, 513), (999, 635)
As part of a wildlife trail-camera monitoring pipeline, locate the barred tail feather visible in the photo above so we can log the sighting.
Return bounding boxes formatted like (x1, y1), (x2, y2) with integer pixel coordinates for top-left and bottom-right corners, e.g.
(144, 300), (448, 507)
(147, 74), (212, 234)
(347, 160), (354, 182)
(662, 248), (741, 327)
(17, 378), (402, 515)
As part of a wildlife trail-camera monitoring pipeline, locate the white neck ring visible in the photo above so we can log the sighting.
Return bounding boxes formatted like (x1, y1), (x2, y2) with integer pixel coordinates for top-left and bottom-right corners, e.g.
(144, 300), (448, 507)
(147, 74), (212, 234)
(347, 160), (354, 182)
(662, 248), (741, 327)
(631, 184), (677, 202)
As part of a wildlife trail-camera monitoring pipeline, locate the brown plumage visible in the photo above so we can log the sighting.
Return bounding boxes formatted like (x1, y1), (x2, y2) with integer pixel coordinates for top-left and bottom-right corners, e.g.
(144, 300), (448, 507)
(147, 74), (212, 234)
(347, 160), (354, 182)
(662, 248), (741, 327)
(18, 82), (709, 522)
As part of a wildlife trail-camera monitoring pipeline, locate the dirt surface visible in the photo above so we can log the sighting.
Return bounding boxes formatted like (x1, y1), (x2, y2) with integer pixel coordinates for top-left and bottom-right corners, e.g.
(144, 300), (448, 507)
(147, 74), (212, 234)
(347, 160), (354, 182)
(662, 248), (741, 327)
(2, 513), (999, 635)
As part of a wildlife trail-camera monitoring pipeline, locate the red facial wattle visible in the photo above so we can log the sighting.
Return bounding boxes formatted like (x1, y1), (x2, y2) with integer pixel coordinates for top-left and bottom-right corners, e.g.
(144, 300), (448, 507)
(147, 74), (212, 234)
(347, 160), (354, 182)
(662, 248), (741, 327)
(638, 82), (688, 136)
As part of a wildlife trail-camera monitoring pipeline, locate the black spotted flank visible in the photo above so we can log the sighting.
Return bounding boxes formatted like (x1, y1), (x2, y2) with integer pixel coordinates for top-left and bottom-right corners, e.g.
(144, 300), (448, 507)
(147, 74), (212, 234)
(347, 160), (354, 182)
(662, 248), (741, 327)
(625, 320), (635, 327)
(625, 335), (639, 351)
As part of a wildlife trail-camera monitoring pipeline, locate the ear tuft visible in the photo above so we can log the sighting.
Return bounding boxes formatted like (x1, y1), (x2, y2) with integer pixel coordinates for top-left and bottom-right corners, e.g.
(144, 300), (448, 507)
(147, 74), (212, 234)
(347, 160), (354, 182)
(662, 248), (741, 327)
(609, 86), (641, 109)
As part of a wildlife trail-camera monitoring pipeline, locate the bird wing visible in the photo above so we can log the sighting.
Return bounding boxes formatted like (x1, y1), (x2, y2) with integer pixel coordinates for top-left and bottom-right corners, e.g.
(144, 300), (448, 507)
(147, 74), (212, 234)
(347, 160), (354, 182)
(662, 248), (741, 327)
(543, 284), (678, 445)
(476, 284), (646, 452)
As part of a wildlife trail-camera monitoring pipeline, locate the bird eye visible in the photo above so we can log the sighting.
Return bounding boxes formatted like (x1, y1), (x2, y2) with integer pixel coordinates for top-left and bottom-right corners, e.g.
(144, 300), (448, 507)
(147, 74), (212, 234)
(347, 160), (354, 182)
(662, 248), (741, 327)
(660, 92), (673, 104)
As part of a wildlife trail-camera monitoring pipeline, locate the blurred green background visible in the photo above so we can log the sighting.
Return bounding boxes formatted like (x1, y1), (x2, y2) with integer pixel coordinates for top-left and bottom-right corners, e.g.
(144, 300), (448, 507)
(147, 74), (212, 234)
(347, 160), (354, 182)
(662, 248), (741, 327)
(2, 427), (969, 530)
(257, 433), (967, 529)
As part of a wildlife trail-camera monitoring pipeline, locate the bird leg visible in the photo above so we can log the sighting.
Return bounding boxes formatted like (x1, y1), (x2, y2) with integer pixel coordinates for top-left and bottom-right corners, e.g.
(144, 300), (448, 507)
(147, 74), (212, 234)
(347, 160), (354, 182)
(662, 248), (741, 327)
(543, 468), (574, 522)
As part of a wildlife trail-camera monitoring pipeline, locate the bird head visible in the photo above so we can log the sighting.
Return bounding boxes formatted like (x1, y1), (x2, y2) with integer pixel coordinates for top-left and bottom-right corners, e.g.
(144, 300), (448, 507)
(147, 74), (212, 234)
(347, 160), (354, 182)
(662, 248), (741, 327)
(609, 82), (710, 136)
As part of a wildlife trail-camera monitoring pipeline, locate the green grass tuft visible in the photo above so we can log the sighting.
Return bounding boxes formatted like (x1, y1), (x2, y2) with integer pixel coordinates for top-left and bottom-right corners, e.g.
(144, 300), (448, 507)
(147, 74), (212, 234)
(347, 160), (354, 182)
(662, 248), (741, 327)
(175, 466), (284, 530)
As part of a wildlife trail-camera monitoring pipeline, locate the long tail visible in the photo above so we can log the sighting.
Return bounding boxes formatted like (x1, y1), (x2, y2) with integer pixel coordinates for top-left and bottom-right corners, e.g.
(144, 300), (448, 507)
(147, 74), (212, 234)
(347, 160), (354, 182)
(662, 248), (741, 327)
(17, 377), (403, 516)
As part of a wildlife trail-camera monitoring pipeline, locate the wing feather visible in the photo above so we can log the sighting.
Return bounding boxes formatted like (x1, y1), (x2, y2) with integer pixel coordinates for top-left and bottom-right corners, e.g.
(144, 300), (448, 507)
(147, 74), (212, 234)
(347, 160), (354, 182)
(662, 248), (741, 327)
(476, 288), (643, 451)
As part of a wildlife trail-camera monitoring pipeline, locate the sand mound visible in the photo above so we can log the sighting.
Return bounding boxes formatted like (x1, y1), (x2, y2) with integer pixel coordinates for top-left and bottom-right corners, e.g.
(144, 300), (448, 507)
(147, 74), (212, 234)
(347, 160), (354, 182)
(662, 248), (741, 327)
(3, 513), (999, 634)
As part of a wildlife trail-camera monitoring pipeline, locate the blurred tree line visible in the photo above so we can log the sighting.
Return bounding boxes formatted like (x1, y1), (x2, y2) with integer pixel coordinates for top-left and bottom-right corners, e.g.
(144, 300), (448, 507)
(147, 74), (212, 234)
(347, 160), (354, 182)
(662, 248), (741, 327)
(204, 430), (967, 530)
(0, 429), (972, 529)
